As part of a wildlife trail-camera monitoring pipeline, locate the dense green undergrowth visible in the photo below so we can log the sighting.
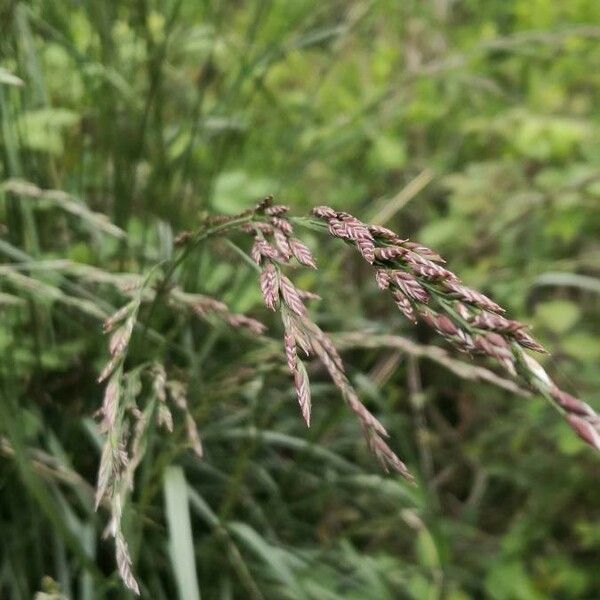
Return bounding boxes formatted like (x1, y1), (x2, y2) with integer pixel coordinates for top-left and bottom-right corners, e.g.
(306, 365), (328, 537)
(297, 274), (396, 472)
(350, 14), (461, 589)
(1, 1), (599, 599)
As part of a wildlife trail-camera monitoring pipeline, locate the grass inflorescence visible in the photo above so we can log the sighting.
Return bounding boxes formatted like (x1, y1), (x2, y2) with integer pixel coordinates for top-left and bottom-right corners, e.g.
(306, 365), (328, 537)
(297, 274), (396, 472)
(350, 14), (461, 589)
(93, 197), (599, 592)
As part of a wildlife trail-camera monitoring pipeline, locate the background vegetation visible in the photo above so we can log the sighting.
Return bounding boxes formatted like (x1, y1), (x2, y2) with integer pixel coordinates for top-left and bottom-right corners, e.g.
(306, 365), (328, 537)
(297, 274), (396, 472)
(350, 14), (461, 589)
(1, 1), (599, 598)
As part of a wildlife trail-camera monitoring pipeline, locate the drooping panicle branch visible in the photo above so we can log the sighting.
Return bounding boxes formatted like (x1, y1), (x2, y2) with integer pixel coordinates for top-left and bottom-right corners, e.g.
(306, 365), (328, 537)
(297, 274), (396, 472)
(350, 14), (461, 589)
(97, 294), (205, 594)
(249, 197), (413, 480)
(310, 205), (600, 454)
(169, 288), (266, 335)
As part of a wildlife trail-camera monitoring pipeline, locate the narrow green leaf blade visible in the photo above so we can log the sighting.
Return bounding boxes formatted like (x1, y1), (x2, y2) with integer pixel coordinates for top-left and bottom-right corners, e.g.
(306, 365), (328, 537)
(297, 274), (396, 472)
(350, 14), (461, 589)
(164, 466), (201, 600)
(0, 67), (24, 86)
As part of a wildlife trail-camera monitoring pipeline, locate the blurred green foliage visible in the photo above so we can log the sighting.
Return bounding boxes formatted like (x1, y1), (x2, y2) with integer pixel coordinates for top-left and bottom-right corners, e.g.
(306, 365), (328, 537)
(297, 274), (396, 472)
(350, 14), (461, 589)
(1, 1), (599, 598)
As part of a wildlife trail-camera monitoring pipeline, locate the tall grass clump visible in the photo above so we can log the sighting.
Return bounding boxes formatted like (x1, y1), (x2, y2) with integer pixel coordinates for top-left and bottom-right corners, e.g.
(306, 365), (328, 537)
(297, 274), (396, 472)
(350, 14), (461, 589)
(1, 1), (600, 598)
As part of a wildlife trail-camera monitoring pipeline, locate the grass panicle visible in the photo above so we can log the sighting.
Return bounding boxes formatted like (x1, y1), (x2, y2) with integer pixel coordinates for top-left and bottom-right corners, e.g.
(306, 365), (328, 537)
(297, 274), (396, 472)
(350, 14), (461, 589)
(310, 205), (600, 454)
(92, 197), (598, 592)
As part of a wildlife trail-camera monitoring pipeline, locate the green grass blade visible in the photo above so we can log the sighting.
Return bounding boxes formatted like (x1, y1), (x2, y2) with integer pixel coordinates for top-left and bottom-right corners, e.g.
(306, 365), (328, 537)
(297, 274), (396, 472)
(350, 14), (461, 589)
(163, 466), (201, 600)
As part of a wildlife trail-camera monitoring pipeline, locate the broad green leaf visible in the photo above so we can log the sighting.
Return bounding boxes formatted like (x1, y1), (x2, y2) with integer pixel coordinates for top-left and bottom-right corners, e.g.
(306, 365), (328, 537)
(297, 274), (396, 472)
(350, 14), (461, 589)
(16, 108), (79, 155)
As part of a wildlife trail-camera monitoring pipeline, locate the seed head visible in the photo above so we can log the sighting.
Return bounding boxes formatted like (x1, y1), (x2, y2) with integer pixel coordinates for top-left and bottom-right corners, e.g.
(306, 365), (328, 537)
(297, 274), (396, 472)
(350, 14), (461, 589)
(374, 246), (408, 261)
(259, 263), (279, 310)
(279, 275), (306, 316)
(566, 415), (600, 451)
(294, 361), (311, 427)
(393, 271), (429, 303)
(265, 204), (289, 216)
(271, 216), (293, 235)
(289, 237), (317, 268)
(273, 228), (292, 260)
(392, 290), (416, 323)
(312, 205), (338, 220)
(375, 269), (391, 290)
